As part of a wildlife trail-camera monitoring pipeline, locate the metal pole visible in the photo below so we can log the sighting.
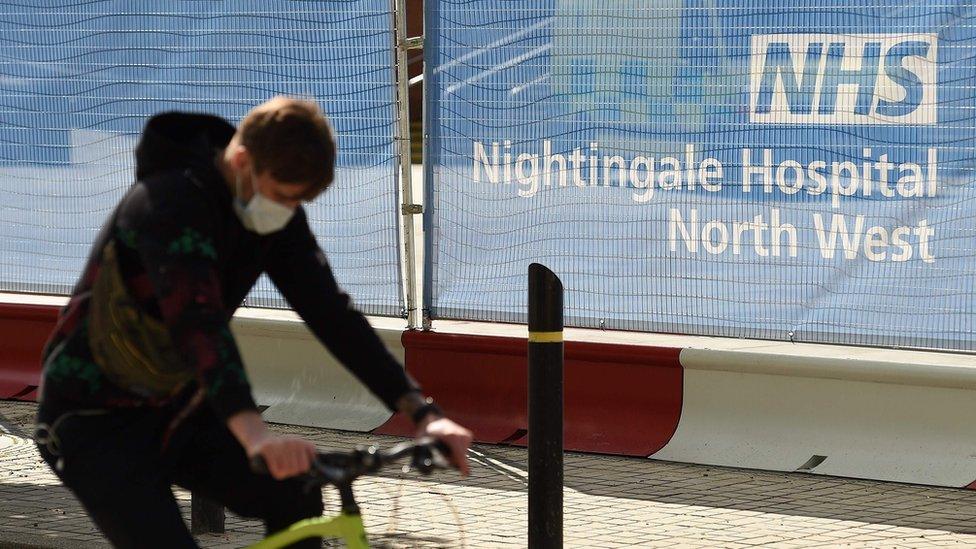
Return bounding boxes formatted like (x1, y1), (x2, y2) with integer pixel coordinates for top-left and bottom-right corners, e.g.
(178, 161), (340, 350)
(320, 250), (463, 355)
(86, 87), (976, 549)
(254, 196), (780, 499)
(392, 0), (423, 329)
(419, 0), (433, 331)
(528, 263), (563, 548)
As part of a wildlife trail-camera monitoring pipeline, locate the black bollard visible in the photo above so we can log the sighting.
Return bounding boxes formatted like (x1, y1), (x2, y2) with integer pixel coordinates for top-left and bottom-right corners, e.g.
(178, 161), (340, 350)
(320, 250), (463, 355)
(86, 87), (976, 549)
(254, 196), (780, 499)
(527, 263), (563, 548)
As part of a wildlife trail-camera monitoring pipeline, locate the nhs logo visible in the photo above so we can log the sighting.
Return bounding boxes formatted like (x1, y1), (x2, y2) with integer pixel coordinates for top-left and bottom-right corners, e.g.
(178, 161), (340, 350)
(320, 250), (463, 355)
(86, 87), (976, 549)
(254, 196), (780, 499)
(749, 34), (937, 124)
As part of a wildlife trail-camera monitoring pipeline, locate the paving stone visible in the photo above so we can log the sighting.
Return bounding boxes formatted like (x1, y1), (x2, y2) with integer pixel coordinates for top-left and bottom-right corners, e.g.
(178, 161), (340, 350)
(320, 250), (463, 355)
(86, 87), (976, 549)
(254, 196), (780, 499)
(4, 400), (976, 548)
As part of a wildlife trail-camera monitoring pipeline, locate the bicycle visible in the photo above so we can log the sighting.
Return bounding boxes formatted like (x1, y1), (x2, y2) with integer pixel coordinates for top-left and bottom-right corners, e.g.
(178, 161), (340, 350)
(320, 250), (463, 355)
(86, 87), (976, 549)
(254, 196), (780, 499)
(248, 437), (452, 549)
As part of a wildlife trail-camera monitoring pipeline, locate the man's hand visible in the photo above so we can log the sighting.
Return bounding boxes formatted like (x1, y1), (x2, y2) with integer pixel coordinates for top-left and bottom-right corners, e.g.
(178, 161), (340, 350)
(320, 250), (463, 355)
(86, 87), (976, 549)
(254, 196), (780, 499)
(249, 434), (317, 480)
(227, 410), (317, 480)
(393, 393), (474, 476)
(417, 416), (473, 476)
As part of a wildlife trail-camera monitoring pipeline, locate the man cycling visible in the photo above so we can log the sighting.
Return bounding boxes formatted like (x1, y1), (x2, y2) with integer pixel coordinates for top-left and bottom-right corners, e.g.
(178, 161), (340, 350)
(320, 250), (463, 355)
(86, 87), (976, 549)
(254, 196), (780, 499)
(34, 96), (472, 548)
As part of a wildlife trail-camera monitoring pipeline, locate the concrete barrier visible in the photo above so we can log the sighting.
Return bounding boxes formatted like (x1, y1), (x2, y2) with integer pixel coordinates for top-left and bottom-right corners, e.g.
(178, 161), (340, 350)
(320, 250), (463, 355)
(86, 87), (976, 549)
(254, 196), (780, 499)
(0, 294), (397, 432)
(375, 330), (683, 456)
(653, 346), (976, 487)
(2, 293), (974, 488)
(0, 299), (60, 400)
(230, 307), (397, 431)
(389, 321), (976, 488)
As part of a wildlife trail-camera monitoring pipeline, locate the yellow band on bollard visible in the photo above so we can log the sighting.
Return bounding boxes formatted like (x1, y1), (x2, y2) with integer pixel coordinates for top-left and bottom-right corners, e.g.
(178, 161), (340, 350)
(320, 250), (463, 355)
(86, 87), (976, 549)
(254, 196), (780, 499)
(528, 331), (563, 343)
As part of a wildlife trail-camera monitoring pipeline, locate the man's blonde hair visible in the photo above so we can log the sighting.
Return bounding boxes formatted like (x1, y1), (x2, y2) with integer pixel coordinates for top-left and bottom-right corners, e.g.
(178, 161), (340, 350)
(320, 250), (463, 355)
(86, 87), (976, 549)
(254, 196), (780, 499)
(239, 96), (336, 196)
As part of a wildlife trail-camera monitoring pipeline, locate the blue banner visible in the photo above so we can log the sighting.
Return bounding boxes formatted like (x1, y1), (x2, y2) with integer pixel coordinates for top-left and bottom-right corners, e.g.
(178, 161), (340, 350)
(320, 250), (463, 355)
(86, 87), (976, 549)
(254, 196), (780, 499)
(0, 0), (403, 317)
(425, 0), (976, 350)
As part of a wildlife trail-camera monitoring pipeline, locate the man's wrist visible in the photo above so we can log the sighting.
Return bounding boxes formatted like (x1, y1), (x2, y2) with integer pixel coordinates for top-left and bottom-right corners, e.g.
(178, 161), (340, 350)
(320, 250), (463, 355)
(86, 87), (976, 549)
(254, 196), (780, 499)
(411, 398), (443, 425)
(226, 409), (270, 453)
(396, 392), (443, 425)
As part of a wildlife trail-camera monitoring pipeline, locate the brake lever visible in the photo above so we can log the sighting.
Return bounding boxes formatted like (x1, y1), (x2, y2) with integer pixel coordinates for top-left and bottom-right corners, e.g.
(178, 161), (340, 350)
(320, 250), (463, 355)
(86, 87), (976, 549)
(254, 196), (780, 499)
(412, 439), (452, 475)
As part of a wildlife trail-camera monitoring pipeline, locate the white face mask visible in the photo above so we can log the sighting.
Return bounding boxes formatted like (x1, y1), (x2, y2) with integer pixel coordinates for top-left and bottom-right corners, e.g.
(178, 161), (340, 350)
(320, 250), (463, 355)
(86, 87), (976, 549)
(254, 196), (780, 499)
(233, 169), (296, 235)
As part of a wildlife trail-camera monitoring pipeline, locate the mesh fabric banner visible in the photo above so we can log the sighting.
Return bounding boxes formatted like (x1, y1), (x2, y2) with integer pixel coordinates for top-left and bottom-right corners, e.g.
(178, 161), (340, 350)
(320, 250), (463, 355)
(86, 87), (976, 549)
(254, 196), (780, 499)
(0, 0), (403, 317)
(425, 1), (976, 350)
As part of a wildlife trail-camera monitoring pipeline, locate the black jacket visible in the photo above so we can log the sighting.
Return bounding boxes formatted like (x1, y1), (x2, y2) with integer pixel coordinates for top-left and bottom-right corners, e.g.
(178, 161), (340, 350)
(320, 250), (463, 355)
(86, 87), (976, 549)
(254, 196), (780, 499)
(40, 112), (417, 421)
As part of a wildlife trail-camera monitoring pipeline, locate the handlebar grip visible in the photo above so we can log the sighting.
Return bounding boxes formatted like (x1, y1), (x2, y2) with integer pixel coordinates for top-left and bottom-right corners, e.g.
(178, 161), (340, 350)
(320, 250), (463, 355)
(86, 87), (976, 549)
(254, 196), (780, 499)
(413, 439), (452, 475)
(433, 439), (452, 458)
(249, 455), (270, 475)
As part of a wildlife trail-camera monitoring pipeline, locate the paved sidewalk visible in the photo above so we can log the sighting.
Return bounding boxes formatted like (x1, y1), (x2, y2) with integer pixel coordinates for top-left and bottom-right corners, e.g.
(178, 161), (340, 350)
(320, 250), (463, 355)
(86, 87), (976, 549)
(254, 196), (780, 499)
(3, 400), (976, 548)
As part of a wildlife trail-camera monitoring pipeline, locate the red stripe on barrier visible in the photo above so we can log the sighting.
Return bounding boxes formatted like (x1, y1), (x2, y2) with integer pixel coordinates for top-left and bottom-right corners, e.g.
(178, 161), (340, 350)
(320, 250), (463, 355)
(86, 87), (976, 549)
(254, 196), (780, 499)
(376, 331), (683, 457)
(0, 302), (59, 401)
(967, 480), (976, 490)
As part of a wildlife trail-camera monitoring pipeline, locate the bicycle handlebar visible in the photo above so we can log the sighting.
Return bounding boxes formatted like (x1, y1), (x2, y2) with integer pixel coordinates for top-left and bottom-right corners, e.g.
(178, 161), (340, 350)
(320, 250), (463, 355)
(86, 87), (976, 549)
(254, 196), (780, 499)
(249, 437), (452, 488)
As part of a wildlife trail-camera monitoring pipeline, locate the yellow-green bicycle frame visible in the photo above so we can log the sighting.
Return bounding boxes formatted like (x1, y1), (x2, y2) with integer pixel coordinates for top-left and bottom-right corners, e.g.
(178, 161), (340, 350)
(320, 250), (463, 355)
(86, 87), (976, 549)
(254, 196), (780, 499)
(249, 511), (368, 549)
(246, 438), (447, 548)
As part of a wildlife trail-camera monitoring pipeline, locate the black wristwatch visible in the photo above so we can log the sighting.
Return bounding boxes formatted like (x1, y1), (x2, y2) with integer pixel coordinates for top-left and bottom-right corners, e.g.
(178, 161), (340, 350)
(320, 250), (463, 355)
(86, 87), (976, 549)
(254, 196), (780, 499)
(411, 397), (443, 424)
